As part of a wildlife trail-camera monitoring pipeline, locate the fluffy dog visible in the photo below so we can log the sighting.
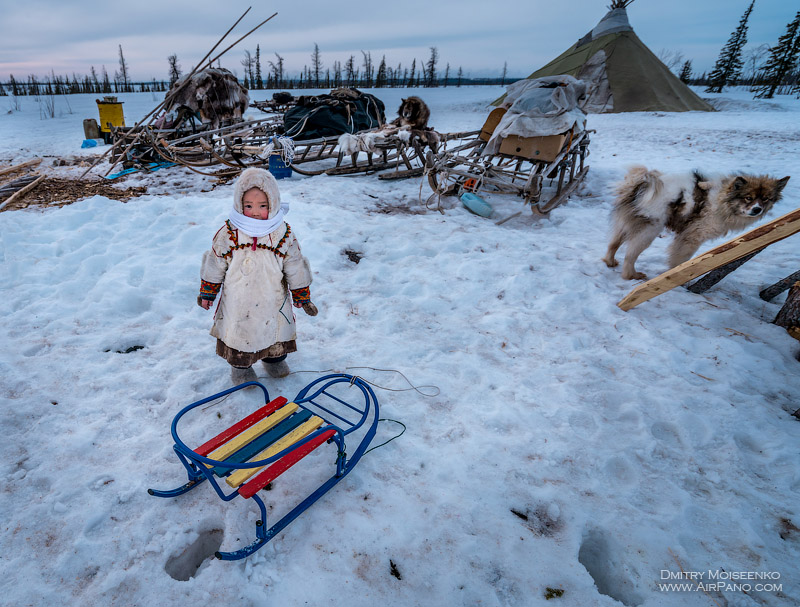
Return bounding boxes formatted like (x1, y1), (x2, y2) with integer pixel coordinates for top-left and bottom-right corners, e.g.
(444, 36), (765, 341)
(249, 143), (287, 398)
(603, 166), (790, 280)
(391, 96), (431, 129)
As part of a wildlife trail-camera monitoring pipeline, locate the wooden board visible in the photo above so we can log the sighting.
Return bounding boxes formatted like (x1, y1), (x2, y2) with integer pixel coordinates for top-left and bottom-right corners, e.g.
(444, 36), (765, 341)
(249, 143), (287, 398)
(617, 207), (800, 311)
(194, 396), (287, 456)
(0, 158), (41, 178)
(206, 403), (298, 463)
(225, 416), (324, 488)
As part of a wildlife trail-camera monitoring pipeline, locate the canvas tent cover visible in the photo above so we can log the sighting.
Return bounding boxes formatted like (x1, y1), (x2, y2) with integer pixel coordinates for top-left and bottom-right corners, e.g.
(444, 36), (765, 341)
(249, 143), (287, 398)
(496, 8), (713, 113)
(485, 75), (588, 155)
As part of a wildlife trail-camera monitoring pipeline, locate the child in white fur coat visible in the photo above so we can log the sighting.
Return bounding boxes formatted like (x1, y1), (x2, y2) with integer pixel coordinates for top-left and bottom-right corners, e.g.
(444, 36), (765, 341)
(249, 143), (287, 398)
(198, 168), (317, 383)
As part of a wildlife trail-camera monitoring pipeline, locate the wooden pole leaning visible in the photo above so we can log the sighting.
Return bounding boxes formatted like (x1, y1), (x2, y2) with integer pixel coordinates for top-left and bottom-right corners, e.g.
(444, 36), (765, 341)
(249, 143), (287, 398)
(0, 174), (46, 211)
(617, 207), (800, 311)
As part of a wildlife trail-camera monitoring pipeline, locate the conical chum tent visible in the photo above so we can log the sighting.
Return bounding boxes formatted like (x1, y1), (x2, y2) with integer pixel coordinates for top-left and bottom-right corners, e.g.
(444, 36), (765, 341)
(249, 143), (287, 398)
(496, 1), (713, 113)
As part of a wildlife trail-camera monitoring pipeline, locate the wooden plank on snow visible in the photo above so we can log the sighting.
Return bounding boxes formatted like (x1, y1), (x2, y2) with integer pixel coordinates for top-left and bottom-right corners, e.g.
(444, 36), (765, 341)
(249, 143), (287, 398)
(0, 158), (42, 178)
(617, 207), (800, 311)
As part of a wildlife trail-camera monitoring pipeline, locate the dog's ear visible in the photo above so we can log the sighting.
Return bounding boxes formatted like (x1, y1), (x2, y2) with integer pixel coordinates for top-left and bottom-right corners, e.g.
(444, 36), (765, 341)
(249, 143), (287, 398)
(776, 176), (790, 192)
(732, 176), (748, 189)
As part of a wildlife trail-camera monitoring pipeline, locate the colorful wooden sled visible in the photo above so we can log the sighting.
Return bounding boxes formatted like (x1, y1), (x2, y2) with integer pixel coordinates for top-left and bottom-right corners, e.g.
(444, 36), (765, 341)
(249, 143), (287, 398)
(148, 374), (379, 560)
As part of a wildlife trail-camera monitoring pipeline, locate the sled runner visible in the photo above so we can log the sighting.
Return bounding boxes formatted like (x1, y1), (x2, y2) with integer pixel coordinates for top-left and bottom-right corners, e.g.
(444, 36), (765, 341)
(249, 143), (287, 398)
(148, 373), (379, 560)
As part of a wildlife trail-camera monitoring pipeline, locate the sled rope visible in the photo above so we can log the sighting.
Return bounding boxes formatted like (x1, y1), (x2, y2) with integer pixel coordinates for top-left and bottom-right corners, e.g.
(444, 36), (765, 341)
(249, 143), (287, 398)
(201, 365), (439, 412)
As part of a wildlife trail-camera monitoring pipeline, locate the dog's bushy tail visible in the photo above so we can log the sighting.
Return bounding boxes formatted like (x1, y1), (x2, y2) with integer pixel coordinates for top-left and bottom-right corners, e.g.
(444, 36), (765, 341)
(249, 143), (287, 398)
(615, 165), (664, 215)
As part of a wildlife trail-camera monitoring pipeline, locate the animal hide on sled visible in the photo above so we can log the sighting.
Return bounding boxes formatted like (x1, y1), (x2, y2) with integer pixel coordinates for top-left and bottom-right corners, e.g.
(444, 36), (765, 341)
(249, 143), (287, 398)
(164, 68), (249, 129)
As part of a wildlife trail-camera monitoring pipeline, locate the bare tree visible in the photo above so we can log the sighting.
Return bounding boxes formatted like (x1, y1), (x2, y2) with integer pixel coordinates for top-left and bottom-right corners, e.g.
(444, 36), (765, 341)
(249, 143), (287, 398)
(425, 46), (439, 87)
(268, 53), (285, 88)
(657, 48), (686, 75)
(361, 51), (373, 87)
(116, 44), (131, 92)
(501, 61), (508, 85)
(311, 43), (323, 87)
(255, 45), (263, 89)
(443, 62), (450, 87)
(167, 54), (181, 87)
(240, 50), (254, 88)
(101, 66), (111, 93)
(345, 55), (356, 86)
(742, 43), (771, 84)
(407, 58), (416, 87)
(375, 56), (387, 87)
(90, 66), (100, 93)
(457, 66), (463, 87)
(333, 60), (342, 87)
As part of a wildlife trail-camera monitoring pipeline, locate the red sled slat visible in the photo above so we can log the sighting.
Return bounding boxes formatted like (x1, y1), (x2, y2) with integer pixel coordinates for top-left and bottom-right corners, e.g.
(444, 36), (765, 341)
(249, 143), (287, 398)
(194, 396), (288, 457)
(238, 428), (337, 499)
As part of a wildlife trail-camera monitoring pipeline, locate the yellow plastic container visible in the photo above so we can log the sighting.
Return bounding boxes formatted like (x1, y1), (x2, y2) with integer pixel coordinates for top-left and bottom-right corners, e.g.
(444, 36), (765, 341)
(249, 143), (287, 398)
(96, 96), (125, 133)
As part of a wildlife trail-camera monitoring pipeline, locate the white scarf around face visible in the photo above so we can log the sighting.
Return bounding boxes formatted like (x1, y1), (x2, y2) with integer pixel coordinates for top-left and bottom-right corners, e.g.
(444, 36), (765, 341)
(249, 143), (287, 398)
(228, 201), (290, 237)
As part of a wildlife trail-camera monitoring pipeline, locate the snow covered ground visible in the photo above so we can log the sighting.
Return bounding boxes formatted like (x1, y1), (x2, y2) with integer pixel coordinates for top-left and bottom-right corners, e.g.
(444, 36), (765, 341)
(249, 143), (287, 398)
(1, 86), (799, 607)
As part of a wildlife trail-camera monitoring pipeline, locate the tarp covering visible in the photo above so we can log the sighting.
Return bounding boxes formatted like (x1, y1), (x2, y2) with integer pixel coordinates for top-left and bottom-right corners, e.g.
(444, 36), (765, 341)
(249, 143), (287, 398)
(485, 75), (587, 155)
(493, 8), (713, 113)
(283, 88), (385, 141)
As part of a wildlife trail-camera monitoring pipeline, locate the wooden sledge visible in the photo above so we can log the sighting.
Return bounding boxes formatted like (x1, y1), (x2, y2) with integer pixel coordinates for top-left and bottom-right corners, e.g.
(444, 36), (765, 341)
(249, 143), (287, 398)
(149, 374), (379, 560)
(617, 207), (800, 311)
(425, 107), (591, 216)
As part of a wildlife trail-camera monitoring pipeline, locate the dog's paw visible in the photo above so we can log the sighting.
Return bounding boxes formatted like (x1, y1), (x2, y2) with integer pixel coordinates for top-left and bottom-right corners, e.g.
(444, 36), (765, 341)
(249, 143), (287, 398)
(622, 271), (647, 281)
(602, 256), (618, 268)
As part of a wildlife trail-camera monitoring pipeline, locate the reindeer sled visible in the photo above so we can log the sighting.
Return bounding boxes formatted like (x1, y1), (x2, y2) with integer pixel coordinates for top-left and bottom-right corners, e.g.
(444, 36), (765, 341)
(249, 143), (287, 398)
(108, 68), (288, 176)
(250, 91), (297, 114)
(425, 75), (591, 217)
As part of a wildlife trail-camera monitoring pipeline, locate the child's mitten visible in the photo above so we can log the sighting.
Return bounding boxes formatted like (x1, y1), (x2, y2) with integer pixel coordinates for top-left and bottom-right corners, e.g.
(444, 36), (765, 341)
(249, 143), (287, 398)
(302, 302), (318, 316)
(199, 280), (221, 307)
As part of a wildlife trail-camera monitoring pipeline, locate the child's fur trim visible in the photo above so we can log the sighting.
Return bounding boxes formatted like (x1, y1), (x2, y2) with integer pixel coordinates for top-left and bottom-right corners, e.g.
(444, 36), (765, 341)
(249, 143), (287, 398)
(233, 167), (281, 216)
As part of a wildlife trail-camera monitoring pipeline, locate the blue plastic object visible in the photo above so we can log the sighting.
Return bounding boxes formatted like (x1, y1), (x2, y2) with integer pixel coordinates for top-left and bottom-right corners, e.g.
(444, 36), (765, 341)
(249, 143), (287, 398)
(460, 191), (493, 218)
(268, 154), (292, 179)
(81, 139), (99, 148)
(148, 373), (379, 560)
(103, 161), (176, 180)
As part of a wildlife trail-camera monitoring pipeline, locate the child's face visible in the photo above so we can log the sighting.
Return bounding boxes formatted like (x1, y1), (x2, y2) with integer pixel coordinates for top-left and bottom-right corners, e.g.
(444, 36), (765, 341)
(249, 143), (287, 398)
(242, 188), (270, 220)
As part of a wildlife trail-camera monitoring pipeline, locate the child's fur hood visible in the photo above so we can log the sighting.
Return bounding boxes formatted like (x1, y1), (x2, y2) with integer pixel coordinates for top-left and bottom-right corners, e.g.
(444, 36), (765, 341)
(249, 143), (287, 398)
(233, 168), (281, 216)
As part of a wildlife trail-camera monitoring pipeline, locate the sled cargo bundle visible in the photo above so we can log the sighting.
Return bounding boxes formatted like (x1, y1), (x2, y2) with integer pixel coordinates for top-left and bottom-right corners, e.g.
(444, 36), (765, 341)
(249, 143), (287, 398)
(283, 88), (386, 141)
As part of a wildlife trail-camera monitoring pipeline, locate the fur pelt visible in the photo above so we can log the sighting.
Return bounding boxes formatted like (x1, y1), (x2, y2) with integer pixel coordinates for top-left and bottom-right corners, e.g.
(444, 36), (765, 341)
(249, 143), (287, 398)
(165, 68), (249, 129)
(603, 165), (790, 280)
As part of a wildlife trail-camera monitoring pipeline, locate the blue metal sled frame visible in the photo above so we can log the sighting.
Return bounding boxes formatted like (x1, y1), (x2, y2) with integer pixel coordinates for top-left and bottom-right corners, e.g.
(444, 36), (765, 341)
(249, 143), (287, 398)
(148, 373), (379, 560)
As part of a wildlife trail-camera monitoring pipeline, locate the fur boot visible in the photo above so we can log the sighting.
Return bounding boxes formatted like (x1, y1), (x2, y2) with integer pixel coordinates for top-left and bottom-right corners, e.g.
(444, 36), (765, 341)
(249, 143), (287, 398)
(231, 365), (257, 384)
(262, 359), (290, 378)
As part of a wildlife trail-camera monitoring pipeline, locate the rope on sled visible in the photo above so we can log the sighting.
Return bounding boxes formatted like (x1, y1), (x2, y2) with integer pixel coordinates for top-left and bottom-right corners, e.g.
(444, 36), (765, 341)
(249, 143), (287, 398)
(198, 366), (431, 456)
(260, 135), (296, 166)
